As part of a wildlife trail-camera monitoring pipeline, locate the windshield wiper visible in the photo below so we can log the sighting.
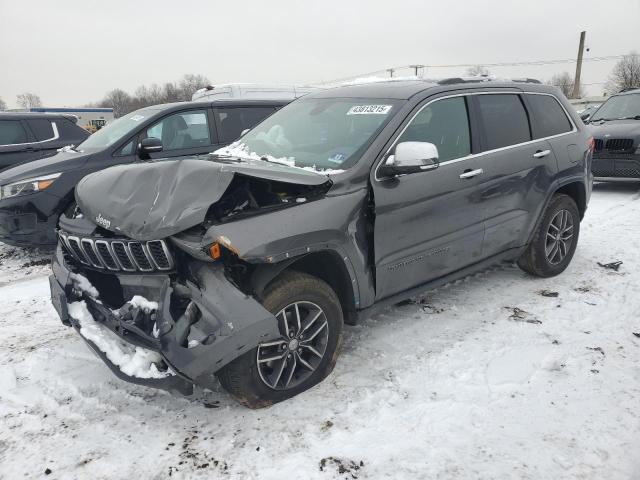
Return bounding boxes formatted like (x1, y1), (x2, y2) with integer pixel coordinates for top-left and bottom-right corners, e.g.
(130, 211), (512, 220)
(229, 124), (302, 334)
(617, 115), (640, 120)
(207, 153), (245, 163)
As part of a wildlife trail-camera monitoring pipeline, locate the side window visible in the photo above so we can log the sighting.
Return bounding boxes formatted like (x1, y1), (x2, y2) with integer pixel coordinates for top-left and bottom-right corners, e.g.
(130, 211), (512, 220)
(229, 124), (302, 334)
(397, 96), (470, 162)
(27, 119), (56, 141)
(476, 94), (531, 150)
(144, 110), (211, 151)
(0, 120), (29, 145)
(216, 107), (275, 144)
(526, 94), (573, 138)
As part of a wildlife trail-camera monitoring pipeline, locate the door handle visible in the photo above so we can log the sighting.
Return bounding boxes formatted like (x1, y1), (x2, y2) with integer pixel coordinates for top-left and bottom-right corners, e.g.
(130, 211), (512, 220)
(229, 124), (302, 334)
(459, 168), (483, 179)
(533, 149), (551, 158)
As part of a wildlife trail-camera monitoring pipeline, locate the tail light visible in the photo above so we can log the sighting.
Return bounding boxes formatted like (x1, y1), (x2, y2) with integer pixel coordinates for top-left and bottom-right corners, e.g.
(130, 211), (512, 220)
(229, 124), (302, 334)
(587, 136), (595, 153)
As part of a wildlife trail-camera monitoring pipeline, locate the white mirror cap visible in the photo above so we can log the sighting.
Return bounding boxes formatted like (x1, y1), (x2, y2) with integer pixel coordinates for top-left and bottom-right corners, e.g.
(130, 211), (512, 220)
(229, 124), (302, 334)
(240, 128), (250, 136)
(394, 141), (439, 166)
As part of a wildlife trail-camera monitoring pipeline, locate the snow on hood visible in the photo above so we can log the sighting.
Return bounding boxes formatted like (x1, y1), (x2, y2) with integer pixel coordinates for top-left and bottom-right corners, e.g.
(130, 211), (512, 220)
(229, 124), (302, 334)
(214, 142), (345, 175)
(68, 300), (173, 379)
(75, 158), (330, 241)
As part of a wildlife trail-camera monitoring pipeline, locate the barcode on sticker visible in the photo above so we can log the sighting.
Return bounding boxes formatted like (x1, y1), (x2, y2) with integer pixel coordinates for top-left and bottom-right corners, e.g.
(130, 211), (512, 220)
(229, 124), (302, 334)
(347, 105), (392, 115)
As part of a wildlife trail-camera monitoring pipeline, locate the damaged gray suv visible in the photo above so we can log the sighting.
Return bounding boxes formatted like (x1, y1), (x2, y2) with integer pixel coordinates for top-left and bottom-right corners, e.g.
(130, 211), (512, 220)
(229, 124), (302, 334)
(50, 79), (593, 408)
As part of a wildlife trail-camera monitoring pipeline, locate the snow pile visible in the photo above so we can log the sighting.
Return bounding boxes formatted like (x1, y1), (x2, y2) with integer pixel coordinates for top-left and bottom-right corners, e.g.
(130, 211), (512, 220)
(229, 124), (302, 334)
(56, 145), (78, 153)
(69, 272), (99, 298)
(129, 295), (159, 313)
(67, 301), (172, 379)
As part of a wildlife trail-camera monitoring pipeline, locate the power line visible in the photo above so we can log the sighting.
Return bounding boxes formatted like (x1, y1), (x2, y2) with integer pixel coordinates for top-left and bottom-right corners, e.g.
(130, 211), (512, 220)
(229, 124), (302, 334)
(320, 54), (626, 85)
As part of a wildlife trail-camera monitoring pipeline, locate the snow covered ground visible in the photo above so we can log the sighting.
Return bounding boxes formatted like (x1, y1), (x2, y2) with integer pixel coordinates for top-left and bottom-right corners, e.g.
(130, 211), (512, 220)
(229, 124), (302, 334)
(1, 182), (639, 479)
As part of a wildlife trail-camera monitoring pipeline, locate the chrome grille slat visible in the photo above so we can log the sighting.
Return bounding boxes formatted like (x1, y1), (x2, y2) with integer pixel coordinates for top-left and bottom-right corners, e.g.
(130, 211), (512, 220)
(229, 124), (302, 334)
(81, 239), (104, 268)
(66, 236), (90, 265)
(58, 232), (173, 273)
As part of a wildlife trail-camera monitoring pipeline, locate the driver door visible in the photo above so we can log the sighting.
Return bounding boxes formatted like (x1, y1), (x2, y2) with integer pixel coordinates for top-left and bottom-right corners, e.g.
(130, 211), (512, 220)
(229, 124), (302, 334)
(372, 95), (485, 300)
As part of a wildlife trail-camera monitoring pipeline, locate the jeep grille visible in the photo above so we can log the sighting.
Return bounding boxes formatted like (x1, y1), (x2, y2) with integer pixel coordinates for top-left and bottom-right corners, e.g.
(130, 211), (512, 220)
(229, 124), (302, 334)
(59, 231), (174, 272)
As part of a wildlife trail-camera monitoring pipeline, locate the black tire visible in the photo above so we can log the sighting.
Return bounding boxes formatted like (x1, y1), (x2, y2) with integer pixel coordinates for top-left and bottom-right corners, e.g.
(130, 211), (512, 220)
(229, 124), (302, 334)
(518, 193), (580, 277)
(217, 271), (343, 408)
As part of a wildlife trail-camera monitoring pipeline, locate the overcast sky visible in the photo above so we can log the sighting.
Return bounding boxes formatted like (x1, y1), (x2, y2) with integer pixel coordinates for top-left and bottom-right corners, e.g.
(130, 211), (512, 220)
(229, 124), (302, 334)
(1, 0), (638, 108)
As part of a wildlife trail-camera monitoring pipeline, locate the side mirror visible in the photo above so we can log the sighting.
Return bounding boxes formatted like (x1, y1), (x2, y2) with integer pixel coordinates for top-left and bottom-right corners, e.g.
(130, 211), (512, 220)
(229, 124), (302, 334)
(138, 137), (163, 159)
(378, 141), (439, 178)
(580, 111), (591, 122)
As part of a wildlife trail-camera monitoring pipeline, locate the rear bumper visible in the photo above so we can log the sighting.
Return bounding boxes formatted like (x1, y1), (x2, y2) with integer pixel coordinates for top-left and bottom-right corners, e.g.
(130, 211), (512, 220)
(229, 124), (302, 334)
(50, 245), (280, 394)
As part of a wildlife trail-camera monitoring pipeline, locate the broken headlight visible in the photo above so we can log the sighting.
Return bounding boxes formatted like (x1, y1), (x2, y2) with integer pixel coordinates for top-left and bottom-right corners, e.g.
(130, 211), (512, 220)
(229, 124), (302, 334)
(0, 172), (62, 200)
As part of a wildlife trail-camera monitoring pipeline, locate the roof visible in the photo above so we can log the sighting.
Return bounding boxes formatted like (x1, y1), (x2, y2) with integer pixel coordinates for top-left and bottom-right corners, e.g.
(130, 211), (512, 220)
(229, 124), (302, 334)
(144, 99), (291, 111)
(309, 77), (551, 100)
(29, 107), (113, 113)
(0, 112), (79, 120)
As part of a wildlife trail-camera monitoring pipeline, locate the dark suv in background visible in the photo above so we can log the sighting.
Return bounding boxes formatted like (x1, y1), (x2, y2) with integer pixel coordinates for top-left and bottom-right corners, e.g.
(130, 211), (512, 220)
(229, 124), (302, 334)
(0, 99), (286, 247)
(50, 79), (593, 408)
(0, 112), (89, 171)
(587, 88), (640, 178)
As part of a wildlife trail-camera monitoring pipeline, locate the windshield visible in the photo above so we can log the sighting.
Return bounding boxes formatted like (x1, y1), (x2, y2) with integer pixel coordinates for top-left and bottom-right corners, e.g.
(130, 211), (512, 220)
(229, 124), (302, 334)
(76, 107), (159, 151)
(591, 93), (640, 121)
(214, 97), (401, 172)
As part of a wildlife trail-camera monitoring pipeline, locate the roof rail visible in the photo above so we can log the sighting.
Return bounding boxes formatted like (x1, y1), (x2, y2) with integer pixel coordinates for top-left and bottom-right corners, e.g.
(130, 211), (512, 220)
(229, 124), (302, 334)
(436, 76), (541, 85)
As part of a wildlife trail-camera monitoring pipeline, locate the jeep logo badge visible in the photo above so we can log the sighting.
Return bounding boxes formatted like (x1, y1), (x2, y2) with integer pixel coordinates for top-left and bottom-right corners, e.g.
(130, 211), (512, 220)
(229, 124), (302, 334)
(95, 213), (111, 229)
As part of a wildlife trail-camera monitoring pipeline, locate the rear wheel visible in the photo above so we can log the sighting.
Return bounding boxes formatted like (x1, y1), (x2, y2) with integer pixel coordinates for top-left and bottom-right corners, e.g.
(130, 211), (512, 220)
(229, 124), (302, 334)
(217, 271), (343, 408)
(518, 193), (580, 277)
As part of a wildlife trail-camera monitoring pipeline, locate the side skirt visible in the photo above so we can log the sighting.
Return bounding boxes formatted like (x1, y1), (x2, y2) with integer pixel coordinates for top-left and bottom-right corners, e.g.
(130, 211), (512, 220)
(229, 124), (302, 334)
(356, 246), (526, 323)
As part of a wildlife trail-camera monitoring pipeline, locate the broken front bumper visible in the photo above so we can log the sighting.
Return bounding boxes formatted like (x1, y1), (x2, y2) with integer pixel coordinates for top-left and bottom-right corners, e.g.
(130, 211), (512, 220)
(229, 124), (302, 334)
(50, 245), (280, 395)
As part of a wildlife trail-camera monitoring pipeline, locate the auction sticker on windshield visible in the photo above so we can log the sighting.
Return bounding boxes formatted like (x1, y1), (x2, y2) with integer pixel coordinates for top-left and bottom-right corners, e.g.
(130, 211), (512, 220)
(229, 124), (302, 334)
(347, 105), (392, 115)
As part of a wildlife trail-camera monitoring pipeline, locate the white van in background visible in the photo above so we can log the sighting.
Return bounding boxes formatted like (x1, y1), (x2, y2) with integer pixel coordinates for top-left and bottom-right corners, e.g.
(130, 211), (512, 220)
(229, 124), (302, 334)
(192, 83), (321, 102)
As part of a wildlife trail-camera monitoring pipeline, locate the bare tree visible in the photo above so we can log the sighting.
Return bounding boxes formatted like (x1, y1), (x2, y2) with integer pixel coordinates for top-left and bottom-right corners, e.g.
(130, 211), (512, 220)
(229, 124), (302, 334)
(91, 73), (211, 116)
(177, 74), (211, 101)
(606, 51), (640, 94)
(16, 92), (42, 109)
(100, 89), (132, 118)
(466, 65), (490, 77)
(0, 97), (6, 111)
(547, 72), (584, 98)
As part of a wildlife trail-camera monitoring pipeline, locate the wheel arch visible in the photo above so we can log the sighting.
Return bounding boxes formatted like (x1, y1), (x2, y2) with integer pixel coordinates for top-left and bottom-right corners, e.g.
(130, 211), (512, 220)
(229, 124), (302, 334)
(251, 250), (358, 325)
(555, 181), (587, 219)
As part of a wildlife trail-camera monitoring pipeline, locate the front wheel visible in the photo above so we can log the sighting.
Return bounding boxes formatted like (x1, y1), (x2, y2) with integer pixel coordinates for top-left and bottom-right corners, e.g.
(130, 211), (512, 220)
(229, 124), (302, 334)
(217, 271), (343, 408)
(518, 193), (580, 277)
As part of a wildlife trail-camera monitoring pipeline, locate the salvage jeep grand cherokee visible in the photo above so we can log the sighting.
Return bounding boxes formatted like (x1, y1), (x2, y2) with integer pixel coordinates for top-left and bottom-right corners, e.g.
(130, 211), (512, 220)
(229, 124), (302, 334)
(50, 79), (593, 408)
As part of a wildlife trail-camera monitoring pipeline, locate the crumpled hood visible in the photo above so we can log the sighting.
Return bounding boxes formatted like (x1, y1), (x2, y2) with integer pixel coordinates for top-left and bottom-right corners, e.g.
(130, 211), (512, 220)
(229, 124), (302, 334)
(588, 120), (640, 140)
(75, 157), (330, 240)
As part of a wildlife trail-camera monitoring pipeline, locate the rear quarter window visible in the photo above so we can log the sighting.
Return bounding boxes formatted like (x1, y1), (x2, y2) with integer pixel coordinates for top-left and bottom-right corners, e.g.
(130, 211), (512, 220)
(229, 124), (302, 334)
(526, 94), (573, 138)
(476, 94), (531, 151)
(27, 119), (55, 141)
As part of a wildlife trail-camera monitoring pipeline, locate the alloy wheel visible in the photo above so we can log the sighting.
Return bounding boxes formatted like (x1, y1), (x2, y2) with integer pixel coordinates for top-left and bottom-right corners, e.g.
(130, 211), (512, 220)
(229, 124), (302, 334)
(545, 209), (574, 265)
(256, 301), (329, 390)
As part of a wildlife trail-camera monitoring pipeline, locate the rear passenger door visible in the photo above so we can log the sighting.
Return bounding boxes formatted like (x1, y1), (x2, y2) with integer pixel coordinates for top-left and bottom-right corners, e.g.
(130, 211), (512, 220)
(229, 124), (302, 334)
(470, 93), (558, 257)
(213, 106), (277, 146)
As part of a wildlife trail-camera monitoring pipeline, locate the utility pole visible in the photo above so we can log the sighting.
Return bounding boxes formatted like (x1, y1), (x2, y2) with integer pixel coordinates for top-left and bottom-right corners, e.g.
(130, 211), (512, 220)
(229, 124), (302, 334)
(572, 30), (586, 99)
(409, 64), (425, 77)
(386, 68), (395, 78)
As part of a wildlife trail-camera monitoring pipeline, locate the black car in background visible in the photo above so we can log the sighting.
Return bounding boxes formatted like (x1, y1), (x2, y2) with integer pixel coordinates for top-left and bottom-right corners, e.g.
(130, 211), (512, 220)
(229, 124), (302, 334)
(0, 99), (287, 247)
(0, 112), (89, 172)
(587, 88), (640, 178)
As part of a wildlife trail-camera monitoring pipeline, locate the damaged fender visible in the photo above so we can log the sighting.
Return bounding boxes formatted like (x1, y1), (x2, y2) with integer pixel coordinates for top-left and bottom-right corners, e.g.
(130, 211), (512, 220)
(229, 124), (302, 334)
(200, 188), (375, 309)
